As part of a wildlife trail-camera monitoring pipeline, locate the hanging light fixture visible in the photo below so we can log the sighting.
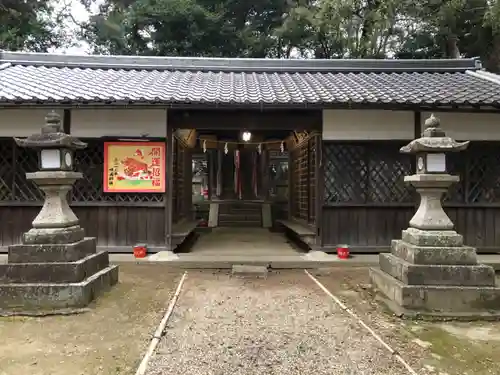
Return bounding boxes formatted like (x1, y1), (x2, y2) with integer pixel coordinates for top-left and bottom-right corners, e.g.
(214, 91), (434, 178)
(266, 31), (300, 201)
(242, 131), (252, 142)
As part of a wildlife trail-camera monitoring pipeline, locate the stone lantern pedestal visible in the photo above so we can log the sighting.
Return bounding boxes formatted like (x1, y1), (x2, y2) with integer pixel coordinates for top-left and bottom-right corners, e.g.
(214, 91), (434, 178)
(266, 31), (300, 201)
(0, 112), (118, 315)
(370, 114), (500, 320)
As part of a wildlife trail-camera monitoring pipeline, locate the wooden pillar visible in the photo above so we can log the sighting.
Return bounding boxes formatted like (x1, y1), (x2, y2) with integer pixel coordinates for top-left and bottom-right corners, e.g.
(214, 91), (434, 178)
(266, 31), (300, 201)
(314, 133), (323, 247)
(63, 109), (72, 202)
(207, 150), (213, 201)
(63, 109), (71, 134)
(184, 147), (193, 219)
(165, 111), (174, 251)
(216, 148), (222, 198)
(261, 147), (269, 201)
(287, 141), (294, 220)
(412, 111), (421, 172)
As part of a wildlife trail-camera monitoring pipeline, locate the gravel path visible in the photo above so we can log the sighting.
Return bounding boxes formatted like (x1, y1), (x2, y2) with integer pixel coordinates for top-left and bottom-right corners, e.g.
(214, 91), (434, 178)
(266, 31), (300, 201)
(145, 271), (410, 375)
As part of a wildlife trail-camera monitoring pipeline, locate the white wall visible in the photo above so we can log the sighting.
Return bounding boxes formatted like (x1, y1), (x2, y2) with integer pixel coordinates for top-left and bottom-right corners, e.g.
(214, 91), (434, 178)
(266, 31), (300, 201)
(0, 109), (63, 137)
(0, 108), (167, 138)
(322, 109), (414, 140)
(72, 108), (167, 137)
(420, 112), (500, 141)
(0, 108), (498, 141)
(322, 109), (500, 141)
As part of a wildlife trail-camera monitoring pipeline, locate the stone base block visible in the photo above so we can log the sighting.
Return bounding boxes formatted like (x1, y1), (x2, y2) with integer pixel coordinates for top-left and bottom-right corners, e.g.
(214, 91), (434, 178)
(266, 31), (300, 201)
(8, 237), (96, 263)
(379, 253), (495, 286)
(0, 265), (119, 314)
(370, 267), (500, 317)
(391, 239), (477, 265)
(402, 227), (463, 247)
(23, 226), (85, 245)
(231, 265), (268, 278)
(0, 251), (109, 284)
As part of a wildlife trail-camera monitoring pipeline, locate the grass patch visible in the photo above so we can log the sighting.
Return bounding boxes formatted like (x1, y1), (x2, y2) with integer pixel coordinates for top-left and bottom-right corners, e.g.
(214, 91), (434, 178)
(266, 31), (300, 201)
(409, 323), (500, 375)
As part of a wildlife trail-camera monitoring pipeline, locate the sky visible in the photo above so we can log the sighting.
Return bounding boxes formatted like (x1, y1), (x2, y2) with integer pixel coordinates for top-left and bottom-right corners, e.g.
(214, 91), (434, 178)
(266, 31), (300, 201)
(52, 0), (98, 54)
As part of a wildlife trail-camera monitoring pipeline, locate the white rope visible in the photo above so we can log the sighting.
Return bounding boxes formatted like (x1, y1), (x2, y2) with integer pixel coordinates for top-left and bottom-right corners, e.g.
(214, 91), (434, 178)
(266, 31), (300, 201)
(135, 271), (188, 375)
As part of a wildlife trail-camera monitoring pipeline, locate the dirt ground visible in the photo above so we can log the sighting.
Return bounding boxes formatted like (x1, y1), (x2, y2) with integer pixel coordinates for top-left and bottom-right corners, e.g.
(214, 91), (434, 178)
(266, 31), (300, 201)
(315, 269), (500, 375)
(0, 263), (182, 375)
(1, 265), (499, 375)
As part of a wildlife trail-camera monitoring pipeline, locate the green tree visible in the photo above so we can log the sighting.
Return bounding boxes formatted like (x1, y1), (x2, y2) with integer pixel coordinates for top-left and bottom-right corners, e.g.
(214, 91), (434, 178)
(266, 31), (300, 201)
(80, 0), (290, 57)
(0, 0), (67, 51)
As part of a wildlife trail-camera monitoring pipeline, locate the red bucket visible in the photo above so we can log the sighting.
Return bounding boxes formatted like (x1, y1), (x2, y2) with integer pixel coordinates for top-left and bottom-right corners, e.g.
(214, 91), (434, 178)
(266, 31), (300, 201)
(337, 245), (350, 259)
(133, 244), (147, 258)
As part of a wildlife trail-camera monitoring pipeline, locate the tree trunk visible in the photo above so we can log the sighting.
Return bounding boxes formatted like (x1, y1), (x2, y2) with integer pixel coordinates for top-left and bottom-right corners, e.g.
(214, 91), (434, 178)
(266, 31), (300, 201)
(486, 34), (500, 73)
(446, 35), (460, 58)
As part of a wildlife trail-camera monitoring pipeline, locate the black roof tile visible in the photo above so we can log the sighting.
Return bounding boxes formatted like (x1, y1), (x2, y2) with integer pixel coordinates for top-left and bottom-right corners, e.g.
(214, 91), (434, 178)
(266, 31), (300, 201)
(0, 51), (499, 107)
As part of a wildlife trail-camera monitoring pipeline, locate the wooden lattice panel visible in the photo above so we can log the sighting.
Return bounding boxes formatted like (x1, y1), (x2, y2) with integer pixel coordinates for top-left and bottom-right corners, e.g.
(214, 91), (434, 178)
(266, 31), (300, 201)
(290, 135), (317, 224)
(323, 142), (413, 205)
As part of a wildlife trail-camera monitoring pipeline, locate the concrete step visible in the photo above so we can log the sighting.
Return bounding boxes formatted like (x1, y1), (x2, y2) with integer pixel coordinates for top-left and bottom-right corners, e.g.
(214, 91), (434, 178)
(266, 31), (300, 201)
(219, 214), (261, 221)
(219, 208), (262, 215)
(231, 264), (268, 278)
(218, 221), (262, 227)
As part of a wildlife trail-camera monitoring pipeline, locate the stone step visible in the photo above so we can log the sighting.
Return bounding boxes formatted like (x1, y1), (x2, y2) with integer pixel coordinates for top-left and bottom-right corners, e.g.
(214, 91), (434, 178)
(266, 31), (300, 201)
(379, 253), (496, 287)
(218, 213), (262, 221)
(218, 221), (262, 227)
(231, 264), (268, 278)
(0, 265), (119, 314)
(391, 239), (478, 265)
(8, 237), (97, 263)
(0, 251), (110, 284)
(370, 267), (500, 315)
(219, 208), (262, 215)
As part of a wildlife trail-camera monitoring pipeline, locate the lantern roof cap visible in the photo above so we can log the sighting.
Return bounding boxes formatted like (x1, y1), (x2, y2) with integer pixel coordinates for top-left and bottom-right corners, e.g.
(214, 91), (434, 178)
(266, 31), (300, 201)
(400, 113), (469, 154)
(14, 111), (87, 150)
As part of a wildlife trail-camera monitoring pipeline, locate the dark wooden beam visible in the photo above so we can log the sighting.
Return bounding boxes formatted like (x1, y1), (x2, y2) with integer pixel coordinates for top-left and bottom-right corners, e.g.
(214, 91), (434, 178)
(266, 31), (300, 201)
(168, 109), (323, 131)
(165, 111), (174, 251)
(414, 111), (422, 138)
(3, 102), (500, 113)
(63, 109), (71, 134)
(314, 134), (323, 247)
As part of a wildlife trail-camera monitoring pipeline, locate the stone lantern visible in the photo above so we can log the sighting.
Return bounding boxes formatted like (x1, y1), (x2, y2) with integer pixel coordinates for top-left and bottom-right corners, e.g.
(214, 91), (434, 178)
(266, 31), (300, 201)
(14, 111), (88, 244)
(0, 111), (118, 315)
(370, 113), (500, 320)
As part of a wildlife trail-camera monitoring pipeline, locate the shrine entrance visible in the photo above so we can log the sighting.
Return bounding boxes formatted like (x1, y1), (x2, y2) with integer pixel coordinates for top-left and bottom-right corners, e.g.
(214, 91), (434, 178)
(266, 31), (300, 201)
(220, 147), (262, 201)
(166, 109), (322, 252)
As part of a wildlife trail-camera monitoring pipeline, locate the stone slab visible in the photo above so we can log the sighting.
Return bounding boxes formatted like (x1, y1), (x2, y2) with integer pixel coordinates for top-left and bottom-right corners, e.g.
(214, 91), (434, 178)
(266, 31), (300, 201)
(231, 264), (268, 278)
(8, 237), (97, 263)
(0, 251), (109, 284)
(370, 267), (500, 314)
(391, 239), (477, 265)
(23, 225), (85, 245)
(379, 253), (495, 286)
(208, 203), (219, 227)
(262, 203), (272, 228)
(0, 265), (119, 314)
(402, 228), (464, 247)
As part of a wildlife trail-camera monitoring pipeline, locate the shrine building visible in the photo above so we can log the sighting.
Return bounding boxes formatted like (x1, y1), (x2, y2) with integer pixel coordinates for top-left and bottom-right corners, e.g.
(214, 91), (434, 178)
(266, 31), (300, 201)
(0, 51), (499, 255)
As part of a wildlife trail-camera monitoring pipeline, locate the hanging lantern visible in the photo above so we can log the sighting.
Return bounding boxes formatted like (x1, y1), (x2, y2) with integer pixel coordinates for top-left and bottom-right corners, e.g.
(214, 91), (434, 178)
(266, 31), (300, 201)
(224, 142), (228, 155)
(257, 143), (262, 155)
(280, 141), (285, 153)
(202, 140), (207, 153)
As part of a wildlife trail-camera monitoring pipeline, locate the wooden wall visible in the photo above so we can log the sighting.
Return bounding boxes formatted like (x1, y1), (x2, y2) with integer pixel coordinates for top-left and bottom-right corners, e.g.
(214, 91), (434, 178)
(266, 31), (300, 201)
(0, 205), (166, 252)
(321, 205), (500, 253)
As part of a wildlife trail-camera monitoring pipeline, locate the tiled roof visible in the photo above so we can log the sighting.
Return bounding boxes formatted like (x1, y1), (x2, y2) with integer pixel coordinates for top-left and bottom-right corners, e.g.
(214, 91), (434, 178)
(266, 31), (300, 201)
(1, 51), (499, 108)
